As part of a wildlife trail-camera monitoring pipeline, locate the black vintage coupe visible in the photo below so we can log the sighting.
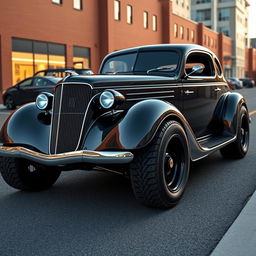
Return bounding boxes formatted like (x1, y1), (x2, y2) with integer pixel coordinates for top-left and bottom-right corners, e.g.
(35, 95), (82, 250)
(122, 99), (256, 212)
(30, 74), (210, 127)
(0, 44), (250, 208)
(3, 76), (62, 110)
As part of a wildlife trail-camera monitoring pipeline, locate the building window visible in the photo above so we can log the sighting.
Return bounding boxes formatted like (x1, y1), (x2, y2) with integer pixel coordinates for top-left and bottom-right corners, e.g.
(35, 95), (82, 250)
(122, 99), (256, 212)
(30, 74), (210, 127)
(174, 24), (178, 38)
(52, 0), (62, 4)
(196, 0), (210, 3)
(12, 38), (66, 84)
(180, 26), (184, 39)
(218, 26), (230, 37)
(218, 8), (230, 21)
(144, 11), (148, 29)
(196, 9), (211, 21)
(73, 0), (82, 10)
(191, 30), (195, 42)
(187, 28), (190, 40)
(127, 5), (133, 24)
(152, 15), (157, 31)
(114, 0), (120, 20)
(73, 46), (90, 68)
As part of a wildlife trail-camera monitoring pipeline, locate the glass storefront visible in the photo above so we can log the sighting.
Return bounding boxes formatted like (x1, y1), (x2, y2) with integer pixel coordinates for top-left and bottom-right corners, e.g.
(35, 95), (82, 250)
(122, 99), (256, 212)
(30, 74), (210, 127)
(12, 38), (66, 84)
(73, 46), (90, 69)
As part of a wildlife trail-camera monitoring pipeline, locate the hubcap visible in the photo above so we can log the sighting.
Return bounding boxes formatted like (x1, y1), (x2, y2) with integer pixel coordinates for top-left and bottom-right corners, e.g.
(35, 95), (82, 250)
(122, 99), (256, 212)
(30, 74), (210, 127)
(163, 136), (186, 193)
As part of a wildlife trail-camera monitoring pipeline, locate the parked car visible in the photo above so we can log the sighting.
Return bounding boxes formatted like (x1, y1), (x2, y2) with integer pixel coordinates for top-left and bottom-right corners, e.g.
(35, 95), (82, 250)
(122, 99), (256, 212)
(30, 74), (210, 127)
(227, 77), (243, 89)
(2, 76), (62, 110)
(239, 78), (255, 88)
(226, 78), (236, 90)
(0, 44), (250, 209)
(34, 68), (93, 78)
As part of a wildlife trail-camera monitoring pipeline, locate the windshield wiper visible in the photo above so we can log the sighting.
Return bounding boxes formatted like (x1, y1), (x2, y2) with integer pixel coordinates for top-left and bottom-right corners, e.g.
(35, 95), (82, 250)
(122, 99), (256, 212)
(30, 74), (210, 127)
(146, 66), (176, 75)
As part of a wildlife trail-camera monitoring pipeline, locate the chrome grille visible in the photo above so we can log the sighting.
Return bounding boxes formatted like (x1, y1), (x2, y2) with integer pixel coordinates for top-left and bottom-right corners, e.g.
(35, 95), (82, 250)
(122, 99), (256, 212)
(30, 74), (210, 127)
(50, 83), (93, 154)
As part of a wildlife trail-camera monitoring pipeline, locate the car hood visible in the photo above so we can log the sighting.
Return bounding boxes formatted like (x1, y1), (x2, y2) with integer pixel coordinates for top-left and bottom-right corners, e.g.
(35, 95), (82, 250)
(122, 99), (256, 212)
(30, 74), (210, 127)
(61, 74), (179, 88)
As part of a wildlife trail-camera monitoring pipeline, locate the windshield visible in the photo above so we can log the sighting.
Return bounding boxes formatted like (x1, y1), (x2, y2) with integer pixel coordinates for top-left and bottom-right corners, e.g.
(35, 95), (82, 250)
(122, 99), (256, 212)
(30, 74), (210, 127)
(101, 51), (179, 75)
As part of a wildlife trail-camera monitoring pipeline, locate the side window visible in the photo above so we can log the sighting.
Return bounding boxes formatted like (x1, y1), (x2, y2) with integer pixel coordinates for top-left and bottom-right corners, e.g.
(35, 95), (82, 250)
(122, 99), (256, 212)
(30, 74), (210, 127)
(185, 52), (215, 77)
(214, 58), (223, 77)
(19, 78), (33, 87)
(33, 78), (48, 86)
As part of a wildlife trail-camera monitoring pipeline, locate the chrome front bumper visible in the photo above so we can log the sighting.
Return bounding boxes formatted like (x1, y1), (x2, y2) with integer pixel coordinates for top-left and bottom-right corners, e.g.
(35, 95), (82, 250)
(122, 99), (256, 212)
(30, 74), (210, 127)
(0, 146), (134, 166)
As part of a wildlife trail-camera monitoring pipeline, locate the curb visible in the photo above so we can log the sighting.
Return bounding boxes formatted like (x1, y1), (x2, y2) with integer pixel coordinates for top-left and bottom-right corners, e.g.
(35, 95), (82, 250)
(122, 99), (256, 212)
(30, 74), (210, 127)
(211, 190), (256, 256)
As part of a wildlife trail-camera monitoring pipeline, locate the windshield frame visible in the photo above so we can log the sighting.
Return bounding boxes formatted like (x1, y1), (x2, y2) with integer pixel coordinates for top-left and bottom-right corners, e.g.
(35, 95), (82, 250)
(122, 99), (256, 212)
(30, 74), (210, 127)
(100, 50), (181, 76)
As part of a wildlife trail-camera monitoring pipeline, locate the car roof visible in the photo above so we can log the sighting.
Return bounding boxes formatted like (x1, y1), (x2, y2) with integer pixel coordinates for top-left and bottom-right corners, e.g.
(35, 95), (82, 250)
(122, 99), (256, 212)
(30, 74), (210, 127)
(104, 44), (215, 58)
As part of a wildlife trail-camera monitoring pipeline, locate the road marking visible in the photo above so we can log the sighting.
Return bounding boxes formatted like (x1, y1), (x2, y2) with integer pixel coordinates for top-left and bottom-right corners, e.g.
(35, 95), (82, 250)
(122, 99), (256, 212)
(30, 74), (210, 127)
(249, 110), (256, 116)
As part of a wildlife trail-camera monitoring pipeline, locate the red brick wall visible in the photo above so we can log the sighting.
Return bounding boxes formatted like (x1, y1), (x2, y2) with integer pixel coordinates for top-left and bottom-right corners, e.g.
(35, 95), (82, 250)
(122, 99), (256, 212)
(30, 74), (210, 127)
(170, 14), (198, 44)
(0, 0), (101, 91)
(103, 0), (163, 53)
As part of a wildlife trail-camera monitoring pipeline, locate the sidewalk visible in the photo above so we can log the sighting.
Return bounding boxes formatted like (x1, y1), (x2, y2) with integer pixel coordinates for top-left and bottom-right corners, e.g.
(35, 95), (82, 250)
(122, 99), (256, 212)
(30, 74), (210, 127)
(211, 190), (256, 256)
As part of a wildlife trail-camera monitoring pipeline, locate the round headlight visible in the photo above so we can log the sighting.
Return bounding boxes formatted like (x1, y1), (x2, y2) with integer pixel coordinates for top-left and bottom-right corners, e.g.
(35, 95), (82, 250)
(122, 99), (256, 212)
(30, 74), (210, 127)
(36, 93), (49, 110)
(99, 91), (115, 109)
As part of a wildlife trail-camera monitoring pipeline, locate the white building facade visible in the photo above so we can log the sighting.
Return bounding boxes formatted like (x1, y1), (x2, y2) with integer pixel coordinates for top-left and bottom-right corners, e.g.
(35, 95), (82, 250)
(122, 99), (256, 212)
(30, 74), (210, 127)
(191, 0), (249, 78)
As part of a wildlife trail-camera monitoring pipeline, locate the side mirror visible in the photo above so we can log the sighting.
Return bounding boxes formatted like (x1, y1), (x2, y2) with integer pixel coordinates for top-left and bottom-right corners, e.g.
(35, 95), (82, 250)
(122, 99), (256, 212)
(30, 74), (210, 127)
(185, 65), (204, 79)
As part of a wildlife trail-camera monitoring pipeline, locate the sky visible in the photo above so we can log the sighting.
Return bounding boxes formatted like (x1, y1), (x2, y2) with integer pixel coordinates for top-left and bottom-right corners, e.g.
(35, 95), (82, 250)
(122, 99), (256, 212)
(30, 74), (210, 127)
(248, 0), (256, 38)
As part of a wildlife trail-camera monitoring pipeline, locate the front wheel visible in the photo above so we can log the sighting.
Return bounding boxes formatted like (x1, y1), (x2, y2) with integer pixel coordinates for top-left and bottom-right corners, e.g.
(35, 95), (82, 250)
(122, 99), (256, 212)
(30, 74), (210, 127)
(220, 106), (250, 159)
(130, 121), (190, 208)
(0, 158), (61, 191)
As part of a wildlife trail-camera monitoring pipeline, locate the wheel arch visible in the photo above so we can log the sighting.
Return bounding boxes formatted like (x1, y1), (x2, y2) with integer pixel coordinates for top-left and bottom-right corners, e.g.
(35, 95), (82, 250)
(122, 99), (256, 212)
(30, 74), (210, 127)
(0, 103), (50, 154)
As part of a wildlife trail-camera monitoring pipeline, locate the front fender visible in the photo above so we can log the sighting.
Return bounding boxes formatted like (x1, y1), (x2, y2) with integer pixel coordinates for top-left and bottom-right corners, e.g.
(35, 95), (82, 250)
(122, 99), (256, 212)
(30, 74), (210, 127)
(84, 99), (185, 151)
(0, 103), (50, 154)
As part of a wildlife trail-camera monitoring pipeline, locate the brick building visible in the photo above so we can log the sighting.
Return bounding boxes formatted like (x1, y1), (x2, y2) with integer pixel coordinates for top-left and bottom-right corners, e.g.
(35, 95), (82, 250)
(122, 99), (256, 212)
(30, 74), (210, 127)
(0, 0), (255, 102)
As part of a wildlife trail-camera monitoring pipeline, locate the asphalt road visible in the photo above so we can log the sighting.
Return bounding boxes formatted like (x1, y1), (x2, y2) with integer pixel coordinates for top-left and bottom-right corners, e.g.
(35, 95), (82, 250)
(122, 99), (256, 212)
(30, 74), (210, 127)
(0, 88), (256, 256)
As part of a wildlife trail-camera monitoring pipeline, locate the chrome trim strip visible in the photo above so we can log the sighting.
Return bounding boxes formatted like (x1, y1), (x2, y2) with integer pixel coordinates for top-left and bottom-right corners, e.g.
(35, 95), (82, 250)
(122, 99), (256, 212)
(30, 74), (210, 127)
(97, 82), (225, 91)
(97, 84), (178, 90)
(54, 84), (64, 154)
(126, 90), (175, 96)
(61, 82), (93, 89)
(75, 94), (100, 151)
(0, 146), (134, 165)
(127, 95), (175, 101)
(48, 89), (56, 154)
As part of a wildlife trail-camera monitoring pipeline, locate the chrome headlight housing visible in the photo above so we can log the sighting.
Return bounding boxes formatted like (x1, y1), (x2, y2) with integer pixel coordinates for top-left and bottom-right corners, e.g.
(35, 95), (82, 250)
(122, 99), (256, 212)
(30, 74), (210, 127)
(36, 93), (53, 110)
(99, 91), (115, 109)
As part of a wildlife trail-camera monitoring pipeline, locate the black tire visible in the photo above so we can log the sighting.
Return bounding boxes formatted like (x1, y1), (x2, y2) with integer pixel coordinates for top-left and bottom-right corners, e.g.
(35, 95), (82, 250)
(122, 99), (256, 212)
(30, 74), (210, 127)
(0, 158), (61, 191)
(5, 95), (16, 110)
(220, 106), (249, 159)
(130, 121), (190, 208)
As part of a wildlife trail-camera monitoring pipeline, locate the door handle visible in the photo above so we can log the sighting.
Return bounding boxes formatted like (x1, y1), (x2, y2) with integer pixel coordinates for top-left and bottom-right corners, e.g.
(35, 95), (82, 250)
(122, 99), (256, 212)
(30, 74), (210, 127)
(214, 87), (221, 92)
(184, 90), (194, 95)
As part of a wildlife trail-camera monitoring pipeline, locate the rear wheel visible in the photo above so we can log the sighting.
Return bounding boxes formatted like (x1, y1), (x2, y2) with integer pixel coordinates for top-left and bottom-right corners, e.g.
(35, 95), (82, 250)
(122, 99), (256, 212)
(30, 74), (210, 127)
(220, 106), (249, 159)
(5, 95), (16, 110)
(130, 121), (190, 208)
(0, 158), (61, 191)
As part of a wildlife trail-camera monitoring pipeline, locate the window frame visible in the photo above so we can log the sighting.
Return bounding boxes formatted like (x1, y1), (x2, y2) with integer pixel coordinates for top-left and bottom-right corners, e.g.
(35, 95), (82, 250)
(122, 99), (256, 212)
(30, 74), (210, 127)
(73, 0), (83, 10)
(127, 5), (133, 24)
(152, 15), (157, 31)
(52, 0), (62, 5)
(114, 0), (121, 21)
(184, 51), (217, 79)
(143, 11), (149, 29)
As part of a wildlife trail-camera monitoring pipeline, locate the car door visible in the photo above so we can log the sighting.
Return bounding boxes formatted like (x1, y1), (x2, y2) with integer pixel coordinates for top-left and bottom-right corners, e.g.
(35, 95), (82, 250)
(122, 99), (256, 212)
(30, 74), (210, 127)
(182, 51), (224, 138)
(30, 77), (54, 100)
(14, 78), (34, 105)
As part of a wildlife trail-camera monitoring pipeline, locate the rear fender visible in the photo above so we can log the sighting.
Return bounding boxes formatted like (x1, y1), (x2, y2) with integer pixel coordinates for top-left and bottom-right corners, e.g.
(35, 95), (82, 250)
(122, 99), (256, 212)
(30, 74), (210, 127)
(221, 92), (247, 135)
